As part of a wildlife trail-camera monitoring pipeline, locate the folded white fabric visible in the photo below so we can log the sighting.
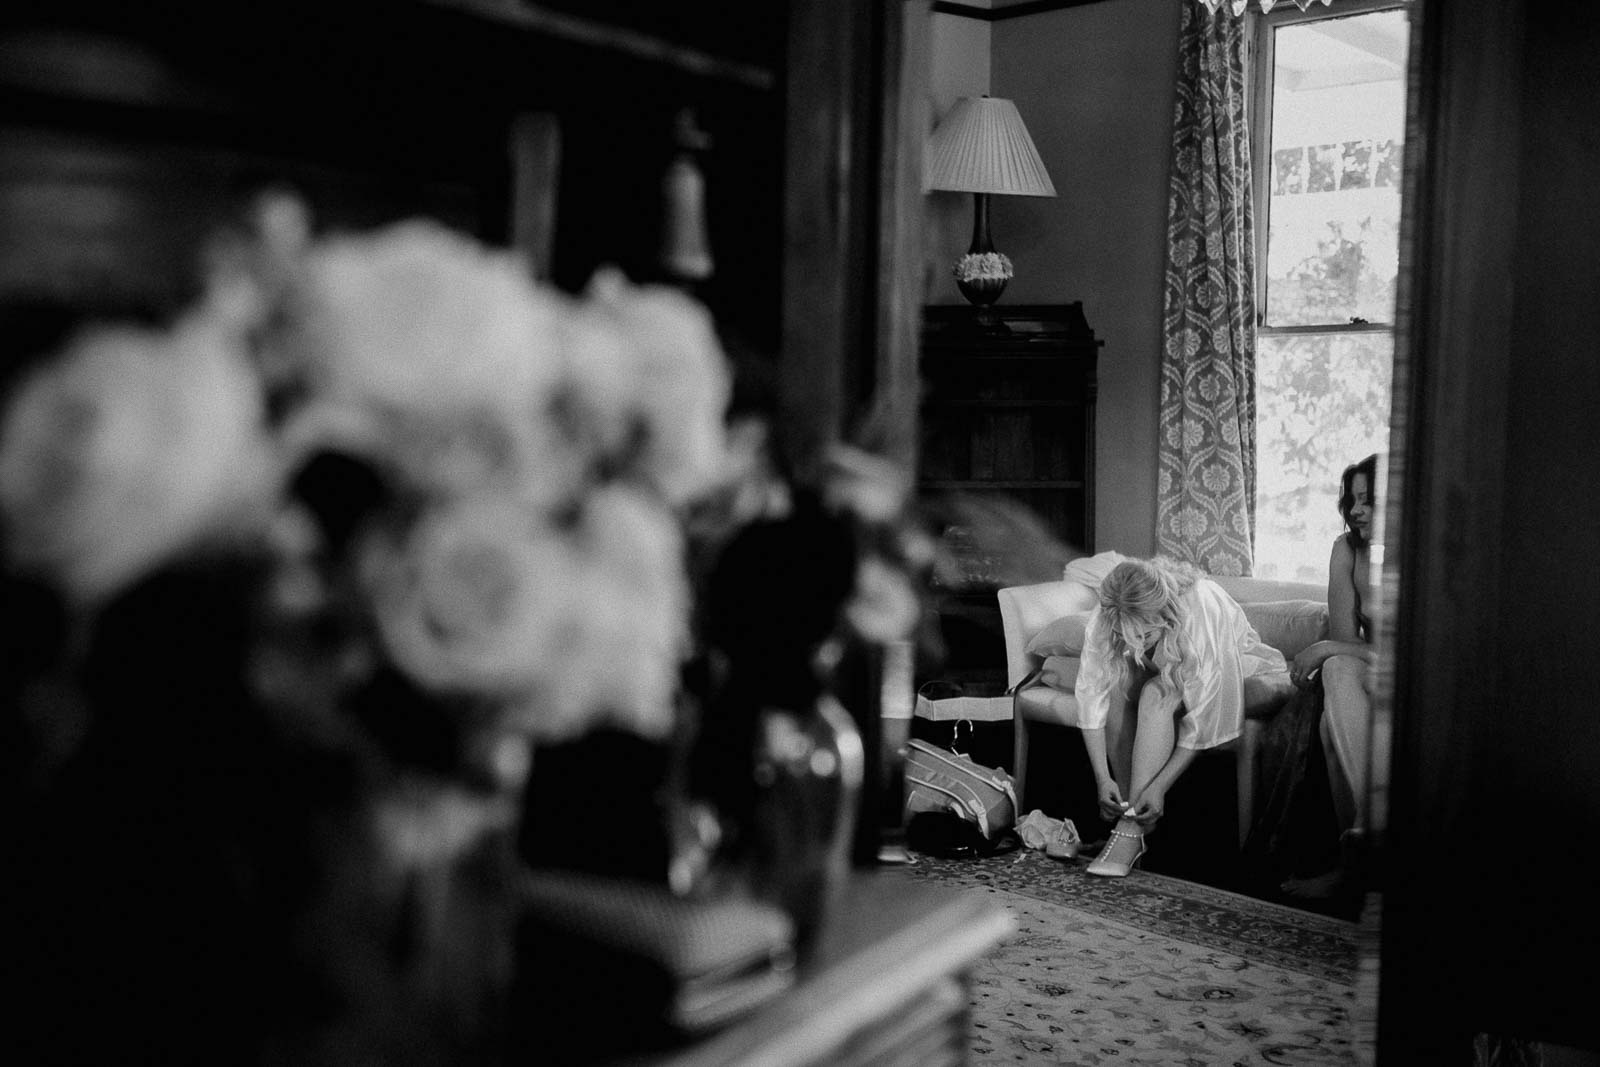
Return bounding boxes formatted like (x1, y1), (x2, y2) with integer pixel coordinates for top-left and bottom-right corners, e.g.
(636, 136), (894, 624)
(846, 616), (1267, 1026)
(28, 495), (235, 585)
(1016, 809), (1081, 859)
(1060, 550), (1128, 591)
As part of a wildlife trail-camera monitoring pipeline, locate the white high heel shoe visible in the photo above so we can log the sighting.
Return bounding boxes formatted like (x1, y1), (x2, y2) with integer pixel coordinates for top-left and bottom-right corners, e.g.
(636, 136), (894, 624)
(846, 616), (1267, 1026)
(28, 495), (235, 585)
(1085, 817), (1146, 878)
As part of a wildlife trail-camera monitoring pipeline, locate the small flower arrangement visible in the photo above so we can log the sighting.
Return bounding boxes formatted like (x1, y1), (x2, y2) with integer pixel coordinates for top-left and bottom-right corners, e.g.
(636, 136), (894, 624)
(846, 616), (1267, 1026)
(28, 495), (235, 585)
(953, 251), (1014, 283)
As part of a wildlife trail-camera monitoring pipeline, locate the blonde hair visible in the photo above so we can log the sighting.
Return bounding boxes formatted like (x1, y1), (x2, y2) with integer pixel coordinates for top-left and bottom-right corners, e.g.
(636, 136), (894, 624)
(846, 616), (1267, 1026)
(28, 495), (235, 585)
(1095, 556), (1200, 697)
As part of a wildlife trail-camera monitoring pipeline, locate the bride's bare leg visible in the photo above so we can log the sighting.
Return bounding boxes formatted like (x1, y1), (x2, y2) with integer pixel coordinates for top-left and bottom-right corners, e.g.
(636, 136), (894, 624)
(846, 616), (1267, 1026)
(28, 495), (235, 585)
(1101, 680), (1138, 798)
(1128, 678), (1182, 800)
(1090, 678), (1178, 876)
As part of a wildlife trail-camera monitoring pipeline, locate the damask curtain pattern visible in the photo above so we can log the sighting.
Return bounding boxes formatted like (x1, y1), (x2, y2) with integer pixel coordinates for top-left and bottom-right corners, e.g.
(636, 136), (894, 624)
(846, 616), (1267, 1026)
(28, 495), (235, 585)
(1155, 1), (1256, 576)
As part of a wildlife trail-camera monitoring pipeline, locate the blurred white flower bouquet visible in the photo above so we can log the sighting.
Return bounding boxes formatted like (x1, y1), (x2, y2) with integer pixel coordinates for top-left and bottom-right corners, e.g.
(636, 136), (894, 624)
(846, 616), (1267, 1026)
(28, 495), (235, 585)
(0, 192), (755, 1061)
(2, 191), (941, 1062)
(1, 194), (732, 758)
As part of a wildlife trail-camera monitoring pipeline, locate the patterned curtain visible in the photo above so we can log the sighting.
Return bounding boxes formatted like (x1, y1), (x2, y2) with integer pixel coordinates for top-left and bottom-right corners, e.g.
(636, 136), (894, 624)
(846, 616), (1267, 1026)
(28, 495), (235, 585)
(1155, 1), (1256, 576)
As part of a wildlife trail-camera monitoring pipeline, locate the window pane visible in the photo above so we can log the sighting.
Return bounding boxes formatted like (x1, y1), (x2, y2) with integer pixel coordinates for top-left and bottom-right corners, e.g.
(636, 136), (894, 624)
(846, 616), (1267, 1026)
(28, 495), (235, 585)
(1262, 10), (1409, 327)
(1255, 331), (1392, 583)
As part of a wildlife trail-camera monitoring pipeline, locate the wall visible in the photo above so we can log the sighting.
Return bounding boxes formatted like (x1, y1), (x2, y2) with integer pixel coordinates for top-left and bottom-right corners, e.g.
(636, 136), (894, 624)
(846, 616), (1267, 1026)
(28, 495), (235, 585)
(925, 0), (1180, 557)
(922, 11), (991, 304)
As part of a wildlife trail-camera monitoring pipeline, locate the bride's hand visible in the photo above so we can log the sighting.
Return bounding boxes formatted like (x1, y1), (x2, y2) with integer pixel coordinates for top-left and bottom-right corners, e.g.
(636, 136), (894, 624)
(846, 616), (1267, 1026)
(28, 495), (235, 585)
(1096, 779), (1126, 823)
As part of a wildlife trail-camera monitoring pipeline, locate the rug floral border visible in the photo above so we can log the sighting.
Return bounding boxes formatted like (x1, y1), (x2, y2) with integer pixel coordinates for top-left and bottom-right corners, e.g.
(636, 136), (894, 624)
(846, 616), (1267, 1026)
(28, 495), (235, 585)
(899, 849), (1357, 983)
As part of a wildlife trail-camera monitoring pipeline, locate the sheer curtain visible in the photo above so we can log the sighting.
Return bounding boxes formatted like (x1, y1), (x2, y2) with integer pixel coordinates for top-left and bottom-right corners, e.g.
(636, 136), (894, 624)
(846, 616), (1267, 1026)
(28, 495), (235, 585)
(1155, 0), (1257, 575)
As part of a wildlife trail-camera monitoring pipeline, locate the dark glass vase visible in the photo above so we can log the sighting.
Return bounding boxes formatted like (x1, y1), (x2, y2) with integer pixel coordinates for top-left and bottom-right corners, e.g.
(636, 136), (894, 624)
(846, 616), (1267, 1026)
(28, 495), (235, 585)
(746, 691), (865, 959)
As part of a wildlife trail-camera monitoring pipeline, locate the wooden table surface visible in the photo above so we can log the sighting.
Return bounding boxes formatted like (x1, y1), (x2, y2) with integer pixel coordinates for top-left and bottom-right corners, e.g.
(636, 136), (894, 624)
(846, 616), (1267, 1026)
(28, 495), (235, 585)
(646, 869), (1011, 1067)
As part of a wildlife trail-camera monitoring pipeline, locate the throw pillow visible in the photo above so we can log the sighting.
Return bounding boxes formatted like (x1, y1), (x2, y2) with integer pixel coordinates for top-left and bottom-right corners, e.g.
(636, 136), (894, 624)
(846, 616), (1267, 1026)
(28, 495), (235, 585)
(1240, 599), (1328, 660)
(1061, 550), (1127, 590)
(1026, 612), (1093, 658)
(1037, 655), (1080, 691)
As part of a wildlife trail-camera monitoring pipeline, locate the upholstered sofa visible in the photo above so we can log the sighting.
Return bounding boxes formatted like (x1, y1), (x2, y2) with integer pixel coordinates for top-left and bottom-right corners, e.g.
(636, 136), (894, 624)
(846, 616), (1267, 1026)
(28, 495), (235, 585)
(997, 551), (1328, 847)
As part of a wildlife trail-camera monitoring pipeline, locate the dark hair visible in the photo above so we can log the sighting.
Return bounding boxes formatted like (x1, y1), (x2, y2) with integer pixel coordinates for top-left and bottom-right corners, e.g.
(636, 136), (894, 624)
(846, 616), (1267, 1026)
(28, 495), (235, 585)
(1338, 454), (1380, 548)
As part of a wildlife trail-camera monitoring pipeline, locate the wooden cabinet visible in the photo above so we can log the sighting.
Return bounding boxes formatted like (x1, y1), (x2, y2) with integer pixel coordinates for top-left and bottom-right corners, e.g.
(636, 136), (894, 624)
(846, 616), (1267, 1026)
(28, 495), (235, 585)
(918, 303), (1101, 688)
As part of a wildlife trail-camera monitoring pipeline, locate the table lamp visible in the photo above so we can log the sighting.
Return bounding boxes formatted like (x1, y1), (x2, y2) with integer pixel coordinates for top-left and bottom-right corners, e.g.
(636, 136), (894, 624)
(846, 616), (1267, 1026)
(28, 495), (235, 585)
(924, 95), (1057, 328)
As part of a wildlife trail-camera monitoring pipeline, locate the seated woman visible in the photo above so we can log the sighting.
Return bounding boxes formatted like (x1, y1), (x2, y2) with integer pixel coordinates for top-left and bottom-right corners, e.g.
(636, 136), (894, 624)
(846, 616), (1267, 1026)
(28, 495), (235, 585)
(1279, 454), (1380, 897)
(1074, 556), (1289, 877)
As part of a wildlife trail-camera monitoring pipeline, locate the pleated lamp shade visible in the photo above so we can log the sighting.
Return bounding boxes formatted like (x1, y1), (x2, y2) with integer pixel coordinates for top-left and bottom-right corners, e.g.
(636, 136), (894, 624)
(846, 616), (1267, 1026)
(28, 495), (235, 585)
(924, 96), (1056, 197)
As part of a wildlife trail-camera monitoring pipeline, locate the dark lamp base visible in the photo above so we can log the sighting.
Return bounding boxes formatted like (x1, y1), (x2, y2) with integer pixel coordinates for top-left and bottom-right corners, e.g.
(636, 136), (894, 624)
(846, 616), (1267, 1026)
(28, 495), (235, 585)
(955, 272), (1012, 333)
(956, 274), (1007, 307)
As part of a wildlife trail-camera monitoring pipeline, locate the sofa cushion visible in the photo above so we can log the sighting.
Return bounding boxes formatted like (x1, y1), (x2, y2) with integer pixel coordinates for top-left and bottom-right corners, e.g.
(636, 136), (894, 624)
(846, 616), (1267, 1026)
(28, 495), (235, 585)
(1211, 573), (1327, 605)
(1026, 612), (1093, 658)
(1240, 599), (1328, 660)
(1015, 683), (1083, 728)
(1037, 655), (1080, 691)
(997, 580), (1101, 689)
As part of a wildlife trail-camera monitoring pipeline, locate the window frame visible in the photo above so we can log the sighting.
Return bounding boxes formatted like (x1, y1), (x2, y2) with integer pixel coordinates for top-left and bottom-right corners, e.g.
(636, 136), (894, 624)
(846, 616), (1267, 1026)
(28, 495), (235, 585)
(1246, 0), (1410, 581)
(1249, 0), (1411, 335)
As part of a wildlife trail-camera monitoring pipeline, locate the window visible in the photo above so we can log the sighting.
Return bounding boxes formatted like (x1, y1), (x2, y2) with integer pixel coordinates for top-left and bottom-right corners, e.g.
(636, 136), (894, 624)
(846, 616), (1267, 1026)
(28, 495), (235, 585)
(1250, 1), (1409, 582)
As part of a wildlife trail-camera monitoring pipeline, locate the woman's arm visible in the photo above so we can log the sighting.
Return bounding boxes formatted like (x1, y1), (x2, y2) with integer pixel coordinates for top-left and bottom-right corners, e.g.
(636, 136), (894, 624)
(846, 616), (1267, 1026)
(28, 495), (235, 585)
(1325, 535), (1364, 643)
(1291, 536), (1375, 683)
(1081, 727), (1128, 821)
(1081, 727), (1113, 788)
(1291, 638), (1376, 684)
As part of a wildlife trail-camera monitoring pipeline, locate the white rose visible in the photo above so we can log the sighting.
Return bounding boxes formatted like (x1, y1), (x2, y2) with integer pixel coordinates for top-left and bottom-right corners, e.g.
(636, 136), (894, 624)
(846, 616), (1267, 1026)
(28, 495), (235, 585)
(561, 268), (731, 504)
(0, 313), (275, 606)
(361, 485), (687, 745)
(280, 395), (586, 508)
(509, 485), (688, 742)
(276, 219), (571, 465)
(359, 494), (566, 698)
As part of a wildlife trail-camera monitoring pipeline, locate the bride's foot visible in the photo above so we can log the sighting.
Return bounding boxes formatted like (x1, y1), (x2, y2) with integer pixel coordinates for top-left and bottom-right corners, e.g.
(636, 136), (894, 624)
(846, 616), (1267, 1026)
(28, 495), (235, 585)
(1086, 817), (1145, 878)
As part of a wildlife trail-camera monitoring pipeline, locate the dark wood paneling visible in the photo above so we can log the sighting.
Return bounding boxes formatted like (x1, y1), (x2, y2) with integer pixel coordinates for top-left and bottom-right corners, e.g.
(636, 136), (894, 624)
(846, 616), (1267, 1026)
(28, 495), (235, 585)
(0, 0), (784, 343)
(1380, 0), (1600, 1057)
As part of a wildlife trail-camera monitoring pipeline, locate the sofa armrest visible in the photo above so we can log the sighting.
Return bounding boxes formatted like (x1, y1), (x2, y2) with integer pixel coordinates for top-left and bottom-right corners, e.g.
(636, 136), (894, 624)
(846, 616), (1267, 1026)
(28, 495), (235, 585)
(997, 581), (1099, 690)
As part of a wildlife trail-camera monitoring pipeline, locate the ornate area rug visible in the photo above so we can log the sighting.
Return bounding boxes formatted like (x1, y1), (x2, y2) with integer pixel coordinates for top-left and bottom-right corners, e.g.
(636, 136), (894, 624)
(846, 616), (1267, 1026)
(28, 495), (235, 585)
(897, 849), (1363, 1065)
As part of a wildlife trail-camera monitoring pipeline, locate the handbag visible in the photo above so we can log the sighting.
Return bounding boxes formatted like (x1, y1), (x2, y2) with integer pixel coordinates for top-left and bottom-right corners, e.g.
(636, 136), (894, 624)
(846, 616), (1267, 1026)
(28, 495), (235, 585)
(903, 738), (1019, 857)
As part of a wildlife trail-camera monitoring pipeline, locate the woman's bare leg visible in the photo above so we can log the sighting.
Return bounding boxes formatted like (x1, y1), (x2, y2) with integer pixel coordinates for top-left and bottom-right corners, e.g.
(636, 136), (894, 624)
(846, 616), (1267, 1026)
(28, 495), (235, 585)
(1320, 653), (1371, 831)
(1283, 653), (1372, 900)
(1127, 678), (1182, 799)
(1107, 671), (1145, 796)
(1088, 678), (1182, 876)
